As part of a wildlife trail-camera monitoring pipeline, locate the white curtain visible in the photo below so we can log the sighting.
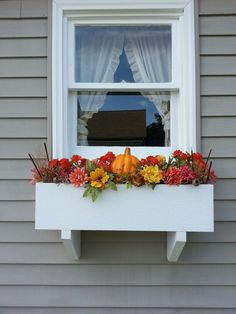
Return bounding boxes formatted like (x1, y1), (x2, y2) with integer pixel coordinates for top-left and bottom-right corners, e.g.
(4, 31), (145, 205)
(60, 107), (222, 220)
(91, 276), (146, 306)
(76, 29), (124, 145)
(124, 29), (171, 145)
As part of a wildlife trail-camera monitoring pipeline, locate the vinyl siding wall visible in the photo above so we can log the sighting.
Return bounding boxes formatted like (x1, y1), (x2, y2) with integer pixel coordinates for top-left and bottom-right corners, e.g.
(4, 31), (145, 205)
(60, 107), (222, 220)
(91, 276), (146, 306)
(0, 0), (236, 313)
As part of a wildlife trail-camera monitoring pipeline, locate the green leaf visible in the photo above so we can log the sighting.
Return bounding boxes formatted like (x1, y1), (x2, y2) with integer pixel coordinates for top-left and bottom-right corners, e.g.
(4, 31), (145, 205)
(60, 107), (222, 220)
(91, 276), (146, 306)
(91, 188), (99, 202)
(126, 181), (133, 189)
(86, 160), (96, 173)
(108, 181), (118, 191)
(83, 186), (91, 198)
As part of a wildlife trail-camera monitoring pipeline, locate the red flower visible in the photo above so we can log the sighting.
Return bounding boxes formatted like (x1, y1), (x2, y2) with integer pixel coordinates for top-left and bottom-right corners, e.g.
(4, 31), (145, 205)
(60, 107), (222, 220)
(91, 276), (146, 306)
(140, 158), (148, 166)
(71, 154), (86, 167)
(100, 152), (115, 162)
(93, 152), (116, 172)
(71, 155), (81, 162)
(172, 150), (188, 160)
(163, 167), (182, 185)
(192, 152), (203, 160)
(59, 158), (70, 169)
(48, 159), (58, 168)
(146, 156), (158, 165)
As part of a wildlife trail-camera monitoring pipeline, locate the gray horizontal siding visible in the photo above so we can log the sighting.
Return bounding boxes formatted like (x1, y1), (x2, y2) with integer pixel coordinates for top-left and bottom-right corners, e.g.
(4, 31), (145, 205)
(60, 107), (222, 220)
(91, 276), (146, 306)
(0, 180), (34, 201)
(202, 138), (236, 157)
(0, 0), (48, 18)
(214, 179), (236, 200)
(199, 2), (236, 311)
(0, 201), (34, 222)
(0, 139), (46, 158)
(201, 57), (236, 75)
(1, 309), (236, 314)
(200, 16), (236, 35)
(0, 119), (47, 138)
(0, 58), (47, 77)
(214, 200), (236, 221)
(0, 160), (37, 179)
(0, 242), (236, 264)
(0, 264), (236, 286)
(0, 78), (47, 97)
(210, 158), (236, 178)
(0, 39), (47, 57)
(200, 37), (236, 55)
(199, 0), (236, 15)
(201, 96), (236, 117)
(0, 19), (47, 38)
(202, 117), (236, 136)
(201, 77), (236, 95)
(0, 286), (235, 308)
(0, 99), (47, 118)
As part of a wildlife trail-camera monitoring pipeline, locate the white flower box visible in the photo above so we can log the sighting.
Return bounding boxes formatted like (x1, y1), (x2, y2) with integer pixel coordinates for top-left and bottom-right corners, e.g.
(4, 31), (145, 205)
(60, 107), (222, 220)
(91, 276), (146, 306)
(35, 183), (214, 262)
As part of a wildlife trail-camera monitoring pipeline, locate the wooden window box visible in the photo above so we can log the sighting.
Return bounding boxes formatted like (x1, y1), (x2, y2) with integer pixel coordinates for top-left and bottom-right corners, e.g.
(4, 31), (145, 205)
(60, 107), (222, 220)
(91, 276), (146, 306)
(35, 183), (214, 262)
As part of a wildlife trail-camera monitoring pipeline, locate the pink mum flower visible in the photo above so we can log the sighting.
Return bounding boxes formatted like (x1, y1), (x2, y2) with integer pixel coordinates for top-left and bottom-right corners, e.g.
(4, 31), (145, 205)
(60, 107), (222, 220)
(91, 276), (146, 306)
(163, 167), (182, 185)
(179, 165), (196, 183)
(69, 167), (88, 187)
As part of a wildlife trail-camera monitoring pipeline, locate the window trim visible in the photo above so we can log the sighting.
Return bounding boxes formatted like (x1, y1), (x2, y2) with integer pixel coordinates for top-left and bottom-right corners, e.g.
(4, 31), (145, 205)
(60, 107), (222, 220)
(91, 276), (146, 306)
(52, 0), (197, 158)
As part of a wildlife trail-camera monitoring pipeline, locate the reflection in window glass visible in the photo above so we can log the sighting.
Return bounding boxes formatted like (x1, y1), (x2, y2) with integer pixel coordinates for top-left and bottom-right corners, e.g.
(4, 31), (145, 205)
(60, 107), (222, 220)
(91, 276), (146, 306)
(77, 92), (170, 147)
(75, 25), (172, 83)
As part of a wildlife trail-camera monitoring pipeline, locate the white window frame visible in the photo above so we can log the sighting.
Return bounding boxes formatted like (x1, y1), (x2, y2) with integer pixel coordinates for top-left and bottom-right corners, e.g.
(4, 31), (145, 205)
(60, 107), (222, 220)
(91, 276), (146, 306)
(52, 0), (197, 159)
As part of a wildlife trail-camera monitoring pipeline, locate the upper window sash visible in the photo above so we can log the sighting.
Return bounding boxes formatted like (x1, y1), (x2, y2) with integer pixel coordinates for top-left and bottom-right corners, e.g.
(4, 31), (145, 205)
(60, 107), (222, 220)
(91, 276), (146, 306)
(67, 19), (180, 89)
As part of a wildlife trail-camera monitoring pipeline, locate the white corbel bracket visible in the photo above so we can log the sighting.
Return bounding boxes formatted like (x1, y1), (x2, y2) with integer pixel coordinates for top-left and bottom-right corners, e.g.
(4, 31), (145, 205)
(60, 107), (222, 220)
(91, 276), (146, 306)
(167, 231), (186, 262)
(60, 230), (186, 262)
(61, 230), (81, 260)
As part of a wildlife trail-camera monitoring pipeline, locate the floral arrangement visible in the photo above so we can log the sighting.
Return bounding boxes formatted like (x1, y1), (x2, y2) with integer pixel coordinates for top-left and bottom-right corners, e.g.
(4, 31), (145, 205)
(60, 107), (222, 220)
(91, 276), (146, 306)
(30, 146), (216, 202)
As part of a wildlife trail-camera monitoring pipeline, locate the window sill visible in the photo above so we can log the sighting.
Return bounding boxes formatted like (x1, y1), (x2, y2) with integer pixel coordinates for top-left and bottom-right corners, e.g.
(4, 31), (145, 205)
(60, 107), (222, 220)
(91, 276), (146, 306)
(35, 183), (214, 262)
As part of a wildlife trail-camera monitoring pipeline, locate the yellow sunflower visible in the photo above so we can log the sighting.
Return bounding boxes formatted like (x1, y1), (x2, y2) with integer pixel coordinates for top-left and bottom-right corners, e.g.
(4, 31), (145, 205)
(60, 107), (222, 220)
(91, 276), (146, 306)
(89, 167), (109, 189)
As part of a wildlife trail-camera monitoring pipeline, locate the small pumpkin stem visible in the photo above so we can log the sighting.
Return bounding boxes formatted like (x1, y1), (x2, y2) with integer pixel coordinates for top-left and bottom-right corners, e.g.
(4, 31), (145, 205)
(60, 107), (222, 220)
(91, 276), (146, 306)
(125, 147), (131, 155)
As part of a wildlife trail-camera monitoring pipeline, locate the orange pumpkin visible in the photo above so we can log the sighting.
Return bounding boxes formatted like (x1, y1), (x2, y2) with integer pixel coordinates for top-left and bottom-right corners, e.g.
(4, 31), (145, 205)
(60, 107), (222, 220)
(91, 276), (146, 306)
(111, 147), (140, 175)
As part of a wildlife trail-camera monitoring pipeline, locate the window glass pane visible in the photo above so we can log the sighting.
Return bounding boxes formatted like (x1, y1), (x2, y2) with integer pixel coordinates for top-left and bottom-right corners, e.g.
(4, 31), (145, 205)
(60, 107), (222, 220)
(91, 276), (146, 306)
(77, 92), (170, 147)
(75, 25), (171, 83)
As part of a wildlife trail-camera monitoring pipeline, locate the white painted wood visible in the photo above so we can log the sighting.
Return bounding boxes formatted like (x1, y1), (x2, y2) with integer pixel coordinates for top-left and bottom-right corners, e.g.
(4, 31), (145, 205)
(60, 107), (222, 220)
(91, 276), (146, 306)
(61, 230), (81, 260)
(52, 0), (197, 158)
(35, 183), (214, 261)
(54, 0), (192, 10)
(69, 83), (179, 92)
(167, 231), (186, 262)
(35, 183), (214, 232)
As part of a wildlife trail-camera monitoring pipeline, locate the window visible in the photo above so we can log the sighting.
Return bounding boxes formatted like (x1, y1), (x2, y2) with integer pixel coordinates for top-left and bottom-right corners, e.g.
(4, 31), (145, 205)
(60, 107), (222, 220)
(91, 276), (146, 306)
(52, 0), (197, 159)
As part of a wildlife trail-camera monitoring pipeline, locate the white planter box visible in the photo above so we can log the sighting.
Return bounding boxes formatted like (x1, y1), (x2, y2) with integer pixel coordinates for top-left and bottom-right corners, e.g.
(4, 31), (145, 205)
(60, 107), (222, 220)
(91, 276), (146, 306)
(35, 183), (214, 261)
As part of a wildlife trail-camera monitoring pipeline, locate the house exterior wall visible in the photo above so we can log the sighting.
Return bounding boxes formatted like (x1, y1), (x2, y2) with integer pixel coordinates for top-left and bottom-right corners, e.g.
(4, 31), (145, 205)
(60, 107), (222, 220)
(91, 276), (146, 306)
(0, 0), (236, 313)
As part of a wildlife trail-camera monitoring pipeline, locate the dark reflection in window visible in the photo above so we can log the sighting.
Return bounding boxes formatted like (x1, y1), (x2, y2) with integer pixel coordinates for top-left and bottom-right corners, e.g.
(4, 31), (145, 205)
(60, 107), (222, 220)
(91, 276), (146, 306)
(77, 92), (170, 147)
